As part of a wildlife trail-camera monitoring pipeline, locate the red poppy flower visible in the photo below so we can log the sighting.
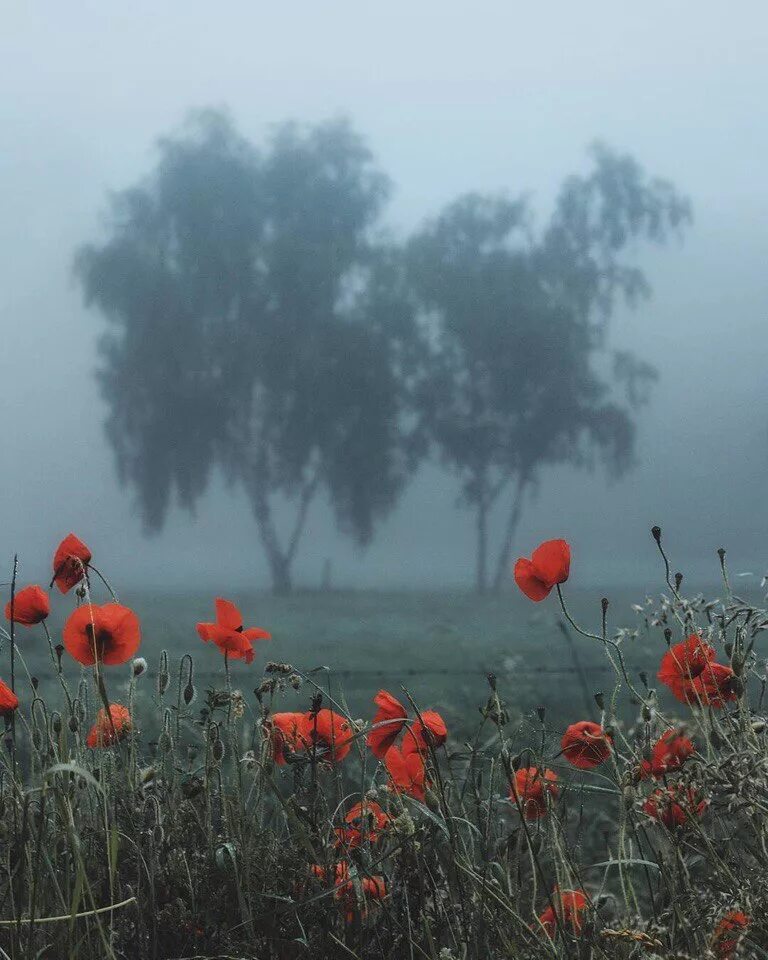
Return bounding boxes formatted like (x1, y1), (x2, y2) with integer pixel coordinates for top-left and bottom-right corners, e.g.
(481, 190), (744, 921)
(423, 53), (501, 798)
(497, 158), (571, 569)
(712, 911), (749, 959)
(309, 862), (386, 921)
(304, 709), (353, 762)
(265, 712), (308, 765)
(385, 744), (426, 802)
(196, 598), (271, 664)
(643, 785), (707, 829)
(657, 633), (736, 707)
(63, 603), (141, 666)
(537, 888), (588, 939)
(86, 703), (132, 748)
(639, 729), (695, 779)
(366, 689), (407, 759)
(514, 539), (571, 602)
(51, 534), (92, 594)
(561, 721), (612, 769)
(335, 800), (391, 848)
(0, 679), (19, 717)
(405, 709), (448, 754)
(5, 585), (49, 626)
(510, 767), (559, 820)
(690, 661), (737, 707)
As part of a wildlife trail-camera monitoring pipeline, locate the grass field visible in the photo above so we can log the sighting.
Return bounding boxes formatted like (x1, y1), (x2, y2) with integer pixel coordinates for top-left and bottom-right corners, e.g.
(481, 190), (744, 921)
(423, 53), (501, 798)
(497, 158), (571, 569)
(23, 586), (664, 737)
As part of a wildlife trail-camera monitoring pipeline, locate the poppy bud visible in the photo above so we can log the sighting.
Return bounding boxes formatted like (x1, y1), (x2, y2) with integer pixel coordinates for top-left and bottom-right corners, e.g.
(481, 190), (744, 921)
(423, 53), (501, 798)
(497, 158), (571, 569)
(68, 715), (79, 733)
(674, 572), (683, 592)
(55, 644), (64, 666)
(717, 547), (726, 563)
(594, 692), (605, 711)
(663, 628), (672, 645)
(183, 681), (196, 705)
(212, 739), (225, 763)
(51, 713), (62, 735)
(601, 597), (609, 614)
(157, 651), (170, 696)
(311, 693), (323, 714)
(641, 702), (654, 723)
(132, 658), (147, 677)
(651, 526), (662, 544)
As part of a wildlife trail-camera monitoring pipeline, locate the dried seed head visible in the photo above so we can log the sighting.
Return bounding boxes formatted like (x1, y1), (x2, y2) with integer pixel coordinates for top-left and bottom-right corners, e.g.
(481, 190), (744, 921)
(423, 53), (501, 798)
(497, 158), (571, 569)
(132, 657), (147, 677)
(651, 525), (662, 544)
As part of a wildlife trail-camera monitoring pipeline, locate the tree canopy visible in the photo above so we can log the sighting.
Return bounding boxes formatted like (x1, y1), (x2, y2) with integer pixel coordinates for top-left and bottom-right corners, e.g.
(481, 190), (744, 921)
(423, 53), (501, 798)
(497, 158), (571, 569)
(77, 115), (690, 593)
(76, 112), (418, 592)
(407, 145), (691, 592)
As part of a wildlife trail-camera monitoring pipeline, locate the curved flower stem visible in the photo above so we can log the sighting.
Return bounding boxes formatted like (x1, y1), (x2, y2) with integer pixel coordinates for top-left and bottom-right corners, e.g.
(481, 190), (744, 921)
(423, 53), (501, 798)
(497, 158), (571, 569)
(556, 586), (647, 706)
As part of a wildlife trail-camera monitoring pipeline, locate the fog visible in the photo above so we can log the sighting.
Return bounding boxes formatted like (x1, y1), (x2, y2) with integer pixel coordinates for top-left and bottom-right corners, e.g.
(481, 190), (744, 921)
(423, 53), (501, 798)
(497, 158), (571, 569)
(2, 3), (767, 592)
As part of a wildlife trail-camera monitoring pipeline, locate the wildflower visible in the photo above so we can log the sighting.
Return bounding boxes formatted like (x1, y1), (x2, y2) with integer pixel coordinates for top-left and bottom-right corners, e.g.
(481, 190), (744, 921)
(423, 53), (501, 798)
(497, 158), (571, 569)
(86, 703), (132, 748)
(385, 744), (426, 802)
(514, 539), (571, 602)
(366, 689), (407, 759)
(712, 911), (749, 959)
(4, 585), (49, 626)
(51, 534), (92, 594)
(561, 721), (612, 769)
(265, 712), (307, 764)
(63, 603), (141, 666)
(537, 887), (588, 939)
(509, 767), (559, 820)
(642, 784), (707, 828)
(0, 680), (19, 717)
(406, 709), (448, 753)
(692, 661), (737, 707)
(196, 598), (270, 664)
(304, 708), (353, 762)
(335, 800), (391, 848)
(657, 634), (736, 706)
(639, 729), (694, 779)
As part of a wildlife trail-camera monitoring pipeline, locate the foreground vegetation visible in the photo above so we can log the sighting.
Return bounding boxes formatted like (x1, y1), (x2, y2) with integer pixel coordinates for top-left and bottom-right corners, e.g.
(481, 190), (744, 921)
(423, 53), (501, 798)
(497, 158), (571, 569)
(0, 529), (765, 958)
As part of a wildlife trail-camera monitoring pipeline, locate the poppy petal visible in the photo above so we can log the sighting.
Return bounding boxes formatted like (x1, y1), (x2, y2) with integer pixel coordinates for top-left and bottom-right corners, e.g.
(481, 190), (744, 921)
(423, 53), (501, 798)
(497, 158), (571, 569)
(513, 558), (551, 601)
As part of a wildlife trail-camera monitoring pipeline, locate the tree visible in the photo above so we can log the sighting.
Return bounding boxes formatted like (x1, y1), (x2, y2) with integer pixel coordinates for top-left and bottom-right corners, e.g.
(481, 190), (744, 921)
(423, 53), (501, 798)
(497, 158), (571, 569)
(76, 111), (419, 592)
(407, 145), (691, 593)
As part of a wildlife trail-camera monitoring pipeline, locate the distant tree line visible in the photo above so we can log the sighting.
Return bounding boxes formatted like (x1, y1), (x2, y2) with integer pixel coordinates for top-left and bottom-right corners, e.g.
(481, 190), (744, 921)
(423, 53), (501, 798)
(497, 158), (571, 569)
(76, 111), (690, 593)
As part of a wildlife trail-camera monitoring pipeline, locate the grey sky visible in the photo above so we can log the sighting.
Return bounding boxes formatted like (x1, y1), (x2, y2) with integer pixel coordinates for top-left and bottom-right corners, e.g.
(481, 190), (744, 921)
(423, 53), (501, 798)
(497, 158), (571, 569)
(1, 3), (767, 591)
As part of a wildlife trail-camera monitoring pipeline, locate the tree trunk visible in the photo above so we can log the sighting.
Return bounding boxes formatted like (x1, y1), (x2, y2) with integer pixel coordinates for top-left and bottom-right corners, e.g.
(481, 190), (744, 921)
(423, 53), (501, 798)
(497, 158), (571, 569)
(266, 550), (293, 595)
(250, 466), (319, 595)
(491, 476), (528, 595)
(476, 499), (488, 595)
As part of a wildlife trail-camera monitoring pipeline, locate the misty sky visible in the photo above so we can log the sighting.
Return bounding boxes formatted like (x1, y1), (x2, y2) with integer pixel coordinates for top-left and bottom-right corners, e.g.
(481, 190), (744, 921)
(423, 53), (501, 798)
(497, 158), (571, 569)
(2, 3), (767, 592)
